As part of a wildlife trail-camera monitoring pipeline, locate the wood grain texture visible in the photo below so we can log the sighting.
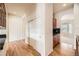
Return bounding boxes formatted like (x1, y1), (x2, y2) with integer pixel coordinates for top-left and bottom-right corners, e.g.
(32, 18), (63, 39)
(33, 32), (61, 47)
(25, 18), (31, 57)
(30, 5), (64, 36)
(49, 43), (75, 56)
(0, 3), (6, 27)
(6, 40), (41, 56)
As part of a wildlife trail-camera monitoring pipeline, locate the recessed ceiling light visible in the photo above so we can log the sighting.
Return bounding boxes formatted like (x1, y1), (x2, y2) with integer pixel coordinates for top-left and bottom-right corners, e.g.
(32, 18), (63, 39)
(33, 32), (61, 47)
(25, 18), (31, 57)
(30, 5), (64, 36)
(22, 14), (26, 18)
(62, 4), (67, 7)
(12, 12), (16, 15)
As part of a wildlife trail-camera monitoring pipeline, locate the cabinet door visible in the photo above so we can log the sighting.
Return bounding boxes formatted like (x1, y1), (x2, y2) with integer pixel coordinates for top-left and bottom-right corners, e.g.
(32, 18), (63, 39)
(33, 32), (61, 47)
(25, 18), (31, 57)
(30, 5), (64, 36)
(0, 3), (6, 27)
(53, 18), (57, 28)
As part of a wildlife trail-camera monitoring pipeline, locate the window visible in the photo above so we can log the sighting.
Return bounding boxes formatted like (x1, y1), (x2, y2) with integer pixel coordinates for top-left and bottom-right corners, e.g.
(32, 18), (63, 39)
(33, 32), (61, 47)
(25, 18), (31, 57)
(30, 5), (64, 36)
(61, 23), (72, 33)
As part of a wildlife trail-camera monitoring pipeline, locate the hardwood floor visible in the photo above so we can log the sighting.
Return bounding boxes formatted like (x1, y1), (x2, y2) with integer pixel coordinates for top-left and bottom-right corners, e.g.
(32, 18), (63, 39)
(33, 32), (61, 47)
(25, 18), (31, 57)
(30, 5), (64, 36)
(49, 43), (75, 56)
(6, 40), (41, 56)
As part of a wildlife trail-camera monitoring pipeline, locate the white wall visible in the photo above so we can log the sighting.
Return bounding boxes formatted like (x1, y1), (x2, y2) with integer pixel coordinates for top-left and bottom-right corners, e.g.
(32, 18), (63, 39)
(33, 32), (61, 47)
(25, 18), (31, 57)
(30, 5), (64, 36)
(74, 4), (79, 35)
(74, 4), (79, 49)
(44, 4), (53, 56)
(28, 4), (45, 56)
(29, 4), (53, 56)
(8, 14), (26, 42)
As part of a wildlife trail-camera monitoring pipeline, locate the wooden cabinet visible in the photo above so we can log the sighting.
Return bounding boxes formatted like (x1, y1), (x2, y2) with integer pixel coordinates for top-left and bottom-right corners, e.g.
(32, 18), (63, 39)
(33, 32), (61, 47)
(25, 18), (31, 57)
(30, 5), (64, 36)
(53, 18), (60, 48)
(0, 3), (6, 50)
(53, 18), (57, 28)
(53, 34), (60, 48)
(0, 3), (6, 27)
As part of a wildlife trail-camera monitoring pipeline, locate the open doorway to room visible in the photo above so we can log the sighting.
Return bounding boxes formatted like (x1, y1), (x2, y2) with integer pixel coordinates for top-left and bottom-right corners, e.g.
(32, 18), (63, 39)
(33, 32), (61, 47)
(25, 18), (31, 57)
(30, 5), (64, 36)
(50, 3), (75, 56)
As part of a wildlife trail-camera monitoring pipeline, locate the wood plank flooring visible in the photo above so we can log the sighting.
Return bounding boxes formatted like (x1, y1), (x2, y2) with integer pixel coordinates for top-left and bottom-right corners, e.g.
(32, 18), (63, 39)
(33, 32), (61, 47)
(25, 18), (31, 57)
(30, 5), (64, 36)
(49, 43), (75, 56)
(6, 40), (41, 56)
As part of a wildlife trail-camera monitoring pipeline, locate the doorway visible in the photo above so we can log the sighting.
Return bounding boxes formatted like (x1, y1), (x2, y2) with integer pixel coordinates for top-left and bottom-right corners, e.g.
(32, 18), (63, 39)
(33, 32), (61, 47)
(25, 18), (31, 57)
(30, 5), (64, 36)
(52, 3), (74, 56)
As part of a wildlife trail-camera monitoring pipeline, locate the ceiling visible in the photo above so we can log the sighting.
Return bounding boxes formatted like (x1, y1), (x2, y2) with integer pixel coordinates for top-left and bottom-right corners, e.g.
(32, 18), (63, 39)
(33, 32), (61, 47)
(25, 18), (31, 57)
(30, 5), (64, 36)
(5, 3), (36, 17)
(53, 3), (73, 14)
